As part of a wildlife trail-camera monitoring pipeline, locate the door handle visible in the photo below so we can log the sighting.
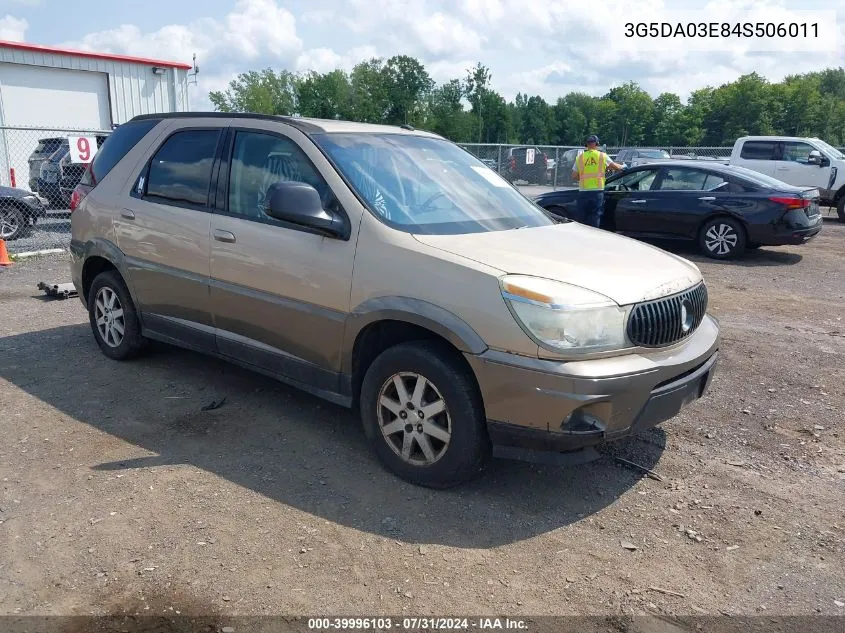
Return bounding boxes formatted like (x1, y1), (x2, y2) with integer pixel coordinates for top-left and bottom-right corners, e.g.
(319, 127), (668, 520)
(213, 229), (236, 243)
(120, 209), (135, 219)
(698, 196), (716, 201)
(630, 199), (647, 204)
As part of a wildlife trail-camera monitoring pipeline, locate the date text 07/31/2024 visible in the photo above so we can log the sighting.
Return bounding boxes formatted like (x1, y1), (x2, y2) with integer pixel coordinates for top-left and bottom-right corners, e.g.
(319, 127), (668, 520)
(307, 618), (529, 630)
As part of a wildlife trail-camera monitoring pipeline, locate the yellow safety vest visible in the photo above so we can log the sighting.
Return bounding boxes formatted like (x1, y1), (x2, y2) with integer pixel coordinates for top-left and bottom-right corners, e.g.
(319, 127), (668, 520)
(576, 149), (607, 190)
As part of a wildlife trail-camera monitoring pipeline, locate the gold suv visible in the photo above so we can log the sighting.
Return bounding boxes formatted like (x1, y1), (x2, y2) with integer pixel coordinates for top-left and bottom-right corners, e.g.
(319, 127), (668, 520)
(70, 113), (720, 488)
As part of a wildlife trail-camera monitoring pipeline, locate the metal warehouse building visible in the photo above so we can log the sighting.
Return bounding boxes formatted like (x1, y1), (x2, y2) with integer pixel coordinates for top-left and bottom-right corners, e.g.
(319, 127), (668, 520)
(0, 40), (192, 188)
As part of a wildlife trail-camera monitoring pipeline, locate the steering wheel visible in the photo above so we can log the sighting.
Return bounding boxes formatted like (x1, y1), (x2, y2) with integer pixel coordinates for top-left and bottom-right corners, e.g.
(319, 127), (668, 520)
(418, 191), (447, 214)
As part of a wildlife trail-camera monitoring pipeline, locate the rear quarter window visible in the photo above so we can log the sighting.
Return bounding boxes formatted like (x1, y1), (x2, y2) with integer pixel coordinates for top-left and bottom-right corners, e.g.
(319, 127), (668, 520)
(81, 119), (161, 186)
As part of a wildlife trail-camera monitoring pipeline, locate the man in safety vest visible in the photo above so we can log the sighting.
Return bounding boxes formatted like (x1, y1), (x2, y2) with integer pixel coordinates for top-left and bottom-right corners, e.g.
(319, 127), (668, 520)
(571, 135), (625, 228)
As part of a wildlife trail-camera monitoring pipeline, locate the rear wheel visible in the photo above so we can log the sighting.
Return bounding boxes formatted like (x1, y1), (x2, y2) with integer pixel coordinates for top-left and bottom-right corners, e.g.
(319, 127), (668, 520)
(698, 217), (746, 259)
(88, 270), (148, 360)
(359, 341), (490, 488)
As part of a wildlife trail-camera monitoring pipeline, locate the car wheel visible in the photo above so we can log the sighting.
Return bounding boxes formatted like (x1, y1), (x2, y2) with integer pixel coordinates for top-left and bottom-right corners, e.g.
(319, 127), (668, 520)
(359, 340), (491, 488)
(88, 270), (148, 360)
(837, 196), (845, 222)
(0, 207), (28, 241)
(698, 217), (746, 259)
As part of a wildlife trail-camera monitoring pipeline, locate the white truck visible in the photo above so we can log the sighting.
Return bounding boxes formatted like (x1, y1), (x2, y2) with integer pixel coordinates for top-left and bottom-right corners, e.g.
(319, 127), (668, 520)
(729, 136), (845, 221)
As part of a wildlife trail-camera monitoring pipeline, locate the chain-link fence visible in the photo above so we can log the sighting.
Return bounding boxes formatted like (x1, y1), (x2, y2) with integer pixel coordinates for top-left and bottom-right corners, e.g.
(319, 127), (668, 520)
(1, 126), (111, 256)
(459, 143), (845, 190)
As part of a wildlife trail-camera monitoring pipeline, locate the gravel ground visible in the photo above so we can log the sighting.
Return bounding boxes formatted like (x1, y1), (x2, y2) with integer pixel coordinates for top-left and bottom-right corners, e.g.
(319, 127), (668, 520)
(0, 222), (843, 628)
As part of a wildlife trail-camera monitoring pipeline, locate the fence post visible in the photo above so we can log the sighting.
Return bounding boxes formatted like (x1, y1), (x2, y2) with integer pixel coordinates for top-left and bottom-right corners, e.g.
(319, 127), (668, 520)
(497, 144), (502, 175)
(553, 147), (559, 191)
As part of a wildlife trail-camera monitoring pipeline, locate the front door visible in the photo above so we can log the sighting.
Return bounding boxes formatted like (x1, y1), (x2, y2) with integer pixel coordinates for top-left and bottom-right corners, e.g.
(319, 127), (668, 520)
(208, 124), (360, 395)
(116, 124), (223, 351)
(771, 141), (831, 190)
(607, 167), (660, 234)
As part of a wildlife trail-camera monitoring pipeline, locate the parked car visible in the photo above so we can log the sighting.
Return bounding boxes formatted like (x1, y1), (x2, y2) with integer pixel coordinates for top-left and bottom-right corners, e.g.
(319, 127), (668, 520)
(499, 146), (550, 184)
(27, 137), (66, 192)
(729, 136), (845, 221)
(533, 161), (823, 259)
(1, 185), (47, 240)
(38, 136), (109, 208)
(615, 148), (671, 167)
(70, 113), (720, 488)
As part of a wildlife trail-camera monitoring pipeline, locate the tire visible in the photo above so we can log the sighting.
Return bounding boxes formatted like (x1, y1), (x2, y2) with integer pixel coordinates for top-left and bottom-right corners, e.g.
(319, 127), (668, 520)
(0, 206), (28, 241)
(837, 196), (845, 223)
(698, 217), (746, 260)
(359, 340), (491, 488)
(87, 270), (148, 360)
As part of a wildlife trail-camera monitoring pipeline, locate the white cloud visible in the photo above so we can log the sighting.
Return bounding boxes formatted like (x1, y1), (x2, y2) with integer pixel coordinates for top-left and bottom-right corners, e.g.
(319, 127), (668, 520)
(12, 0), (840, 116)
(58, 0), (302, 68)
(0, 14), (27, 41)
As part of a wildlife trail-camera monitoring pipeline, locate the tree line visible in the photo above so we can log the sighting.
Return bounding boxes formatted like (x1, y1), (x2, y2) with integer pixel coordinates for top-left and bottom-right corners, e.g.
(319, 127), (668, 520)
(208, 56), (845, 147)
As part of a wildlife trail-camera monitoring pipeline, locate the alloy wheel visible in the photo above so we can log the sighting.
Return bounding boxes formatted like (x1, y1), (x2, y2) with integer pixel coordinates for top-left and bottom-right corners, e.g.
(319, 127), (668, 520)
(376, 371), (452, 466)
(94, 287), (126, 348)
(0, 210), (19, 239)
(704, 222), (738, 256)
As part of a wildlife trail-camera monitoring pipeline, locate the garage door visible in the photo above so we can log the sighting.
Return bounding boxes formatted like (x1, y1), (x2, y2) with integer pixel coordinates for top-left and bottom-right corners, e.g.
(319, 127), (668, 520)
(0, 63), (112, 189)
(0, 63), (112, 129)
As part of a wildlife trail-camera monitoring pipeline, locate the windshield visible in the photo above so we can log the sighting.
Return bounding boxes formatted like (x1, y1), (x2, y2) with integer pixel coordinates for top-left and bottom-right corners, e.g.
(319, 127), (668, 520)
(639, 149), (670, 158)
(312, 133), (556, 235)
(814, 139), (844, 160)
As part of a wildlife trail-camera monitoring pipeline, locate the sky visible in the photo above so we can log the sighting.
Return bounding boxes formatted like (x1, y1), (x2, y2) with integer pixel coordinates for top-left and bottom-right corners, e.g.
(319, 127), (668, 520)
(0, 0), (842, 112)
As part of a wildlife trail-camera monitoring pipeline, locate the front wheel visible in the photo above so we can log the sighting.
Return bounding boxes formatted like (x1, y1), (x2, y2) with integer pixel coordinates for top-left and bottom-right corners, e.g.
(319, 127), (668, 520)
(359, 341), (491, 488)
(698, 217), (746, 259)
(837, 196), (845, 222)
(0, 207), (29, 241)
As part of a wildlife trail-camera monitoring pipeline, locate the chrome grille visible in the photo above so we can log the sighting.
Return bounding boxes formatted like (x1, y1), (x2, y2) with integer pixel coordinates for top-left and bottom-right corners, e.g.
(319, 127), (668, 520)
(627, 282), (708, 348)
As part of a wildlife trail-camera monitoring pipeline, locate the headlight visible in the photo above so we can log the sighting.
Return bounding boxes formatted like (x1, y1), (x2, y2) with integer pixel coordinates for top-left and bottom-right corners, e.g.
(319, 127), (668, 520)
(500, 275), (628, 354)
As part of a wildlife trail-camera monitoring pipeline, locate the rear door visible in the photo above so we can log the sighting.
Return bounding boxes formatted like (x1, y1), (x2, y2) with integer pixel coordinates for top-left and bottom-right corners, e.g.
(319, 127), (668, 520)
(641, 167), (740, 239)
(770, 141), (831, 190)
(117, 121), (225, 351)
(735, 140), (778, 178)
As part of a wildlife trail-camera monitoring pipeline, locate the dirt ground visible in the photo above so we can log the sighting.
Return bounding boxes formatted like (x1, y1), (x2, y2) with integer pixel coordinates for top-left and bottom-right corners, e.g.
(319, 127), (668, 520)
(0, 220), (844, 629)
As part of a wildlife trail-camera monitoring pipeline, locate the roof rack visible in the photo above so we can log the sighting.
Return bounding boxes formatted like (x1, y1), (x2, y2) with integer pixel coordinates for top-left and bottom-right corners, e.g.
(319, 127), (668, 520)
(126, 111), (323, 133)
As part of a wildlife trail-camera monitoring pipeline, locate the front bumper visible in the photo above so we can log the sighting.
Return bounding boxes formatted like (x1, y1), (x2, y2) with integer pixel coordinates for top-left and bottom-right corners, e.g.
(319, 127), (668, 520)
(465, 314), (720, 453)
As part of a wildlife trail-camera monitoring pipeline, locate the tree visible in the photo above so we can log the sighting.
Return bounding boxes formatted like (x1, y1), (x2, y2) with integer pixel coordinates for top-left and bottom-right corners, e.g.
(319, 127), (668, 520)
(295, 70), (352, 120)
(348, 58), (391, 123)
(464, 62), (492, 142)
(383, 55), (434, 125)
(208, 69), (298, 115)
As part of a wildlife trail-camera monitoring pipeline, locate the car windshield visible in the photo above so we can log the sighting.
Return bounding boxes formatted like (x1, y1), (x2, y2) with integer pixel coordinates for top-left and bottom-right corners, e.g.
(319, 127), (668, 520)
(639, 149), (670, 158)
(726, 165), (799, 189)
(312, 133), (555, 235)
(814, 140), (844, 160)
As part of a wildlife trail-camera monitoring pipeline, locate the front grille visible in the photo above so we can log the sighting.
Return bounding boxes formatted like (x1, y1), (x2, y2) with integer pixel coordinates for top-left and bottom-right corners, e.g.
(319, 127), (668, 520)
(627, 282), (708, 348)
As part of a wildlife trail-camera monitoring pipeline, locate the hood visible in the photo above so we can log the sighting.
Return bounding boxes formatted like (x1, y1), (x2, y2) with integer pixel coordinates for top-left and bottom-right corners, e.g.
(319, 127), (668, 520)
(0, 185), (36, 199)
(413, 222), (702, 306)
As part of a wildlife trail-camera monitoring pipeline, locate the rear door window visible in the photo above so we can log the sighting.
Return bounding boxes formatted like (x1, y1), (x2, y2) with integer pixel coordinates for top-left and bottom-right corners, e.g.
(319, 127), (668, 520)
(739, 141), (777, 160)
(141, 129), (222, 209)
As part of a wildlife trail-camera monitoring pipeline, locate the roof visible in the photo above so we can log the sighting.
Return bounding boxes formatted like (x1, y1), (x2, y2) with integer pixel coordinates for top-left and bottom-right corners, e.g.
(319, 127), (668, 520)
(128, 112), (444, 138)
(0, 40), (192, 70)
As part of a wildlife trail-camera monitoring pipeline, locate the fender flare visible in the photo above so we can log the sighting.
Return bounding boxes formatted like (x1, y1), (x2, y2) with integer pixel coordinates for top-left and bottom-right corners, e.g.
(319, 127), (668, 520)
(341, 296), (488, 375)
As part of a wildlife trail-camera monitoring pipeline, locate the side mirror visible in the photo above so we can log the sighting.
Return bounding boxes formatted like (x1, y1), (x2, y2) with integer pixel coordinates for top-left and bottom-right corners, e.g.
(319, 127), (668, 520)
(265, 181), (345, 238)
(808, 150), (823, 165)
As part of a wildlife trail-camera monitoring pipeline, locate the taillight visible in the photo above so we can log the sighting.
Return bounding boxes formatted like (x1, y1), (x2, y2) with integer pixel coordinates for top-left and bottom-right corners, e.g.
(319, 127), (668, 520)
(769, 196), (810, 210)
(70, 184), (92, 211)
